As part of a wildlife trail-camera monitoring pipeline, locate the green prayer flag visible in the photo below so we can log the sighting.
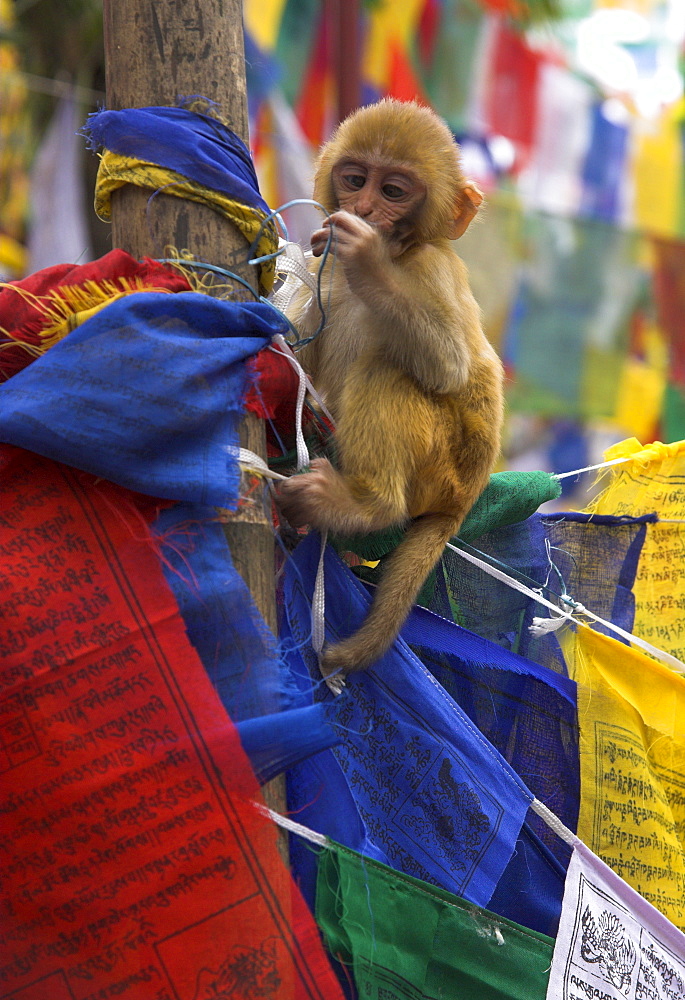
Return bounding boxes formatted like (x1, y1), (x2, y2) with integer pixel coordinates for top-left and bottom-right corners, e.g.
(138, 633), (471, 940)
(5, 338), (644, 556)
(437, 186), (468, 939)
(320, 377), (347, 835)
(316, 841), (554, 1000)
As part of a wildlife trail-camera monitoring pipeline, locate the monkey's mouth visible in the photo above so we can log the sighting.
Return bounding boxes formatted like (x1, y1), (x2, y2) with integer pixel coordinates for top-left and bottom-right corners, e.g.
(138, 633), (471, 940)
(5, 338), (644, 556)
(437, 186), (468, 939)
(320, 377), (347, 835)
(371, 220), (407, 239)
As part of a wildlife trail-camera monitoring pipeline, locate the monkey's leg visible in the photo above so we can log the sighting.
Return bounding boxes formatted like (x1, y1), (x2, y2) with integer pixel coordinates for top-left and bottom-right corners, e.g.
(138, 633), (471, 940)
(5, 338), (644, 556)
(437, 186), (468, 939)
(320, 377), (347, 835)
(321, 511), (461, 678)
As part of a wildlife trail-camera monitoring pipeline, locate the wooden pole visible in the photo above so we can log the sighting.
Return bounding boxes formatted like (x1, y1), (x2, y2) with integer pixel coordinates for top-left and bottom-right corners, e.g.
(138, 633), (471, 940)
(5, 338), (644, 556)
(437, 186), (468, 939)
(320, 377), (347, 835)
(327, 0), (361, 124)
(102, 0), (284, 833)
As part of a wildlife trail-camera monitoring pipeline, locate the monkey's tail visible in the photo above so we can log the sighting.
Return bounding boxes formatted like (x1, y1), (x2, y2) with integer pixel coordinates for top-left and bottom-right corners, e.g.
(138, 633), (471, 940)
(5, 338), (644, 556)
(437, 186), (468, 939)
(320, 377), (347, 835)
(320, 512), (460, 677)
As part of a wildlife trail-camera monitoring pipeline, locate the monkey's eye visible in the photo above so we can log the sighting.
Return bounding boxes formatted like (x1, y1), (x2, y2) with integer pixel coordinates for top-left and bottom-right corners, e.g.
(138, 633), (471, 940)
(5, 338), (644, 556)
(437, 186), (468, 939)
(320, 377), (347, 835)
(343, 173), (366, 190)
(382, 183), (407, 200)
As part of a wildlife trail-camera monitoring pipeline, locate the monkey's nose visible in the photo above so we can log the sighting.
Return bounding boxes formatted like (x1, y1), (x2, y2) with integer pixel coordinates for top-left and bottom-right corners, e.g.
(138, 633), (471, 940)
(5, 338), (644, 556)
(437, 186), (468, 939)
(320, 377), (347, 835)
(354, 197), (375, 218)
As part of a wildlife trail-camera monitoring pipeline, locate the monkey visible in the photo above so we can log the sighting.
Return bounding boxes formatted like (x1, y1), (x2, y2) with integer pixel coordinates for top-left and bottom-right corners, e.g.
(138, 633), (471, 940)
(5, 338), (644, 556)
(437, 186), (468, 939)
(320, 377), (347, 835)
(277, 99), (504, 688)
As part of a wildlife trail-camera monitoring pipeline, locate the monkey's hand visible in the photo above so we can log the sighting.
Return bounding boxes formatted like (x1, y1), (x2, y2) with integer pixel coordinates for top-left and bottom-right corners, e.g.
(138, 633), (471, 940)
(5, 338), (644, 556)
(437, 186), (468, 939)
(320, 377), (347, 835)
(311, 211), (399, 267)
(275, 458), (337, 530)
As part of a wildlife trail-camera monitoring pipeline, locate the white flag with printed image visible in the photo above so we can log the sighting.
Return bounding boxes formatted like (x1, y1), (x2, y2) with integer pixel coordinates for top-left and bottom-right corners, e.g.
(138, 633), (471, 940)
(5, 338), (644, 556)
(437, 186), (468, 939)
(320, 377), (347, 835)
(547, 840), (685, 1000)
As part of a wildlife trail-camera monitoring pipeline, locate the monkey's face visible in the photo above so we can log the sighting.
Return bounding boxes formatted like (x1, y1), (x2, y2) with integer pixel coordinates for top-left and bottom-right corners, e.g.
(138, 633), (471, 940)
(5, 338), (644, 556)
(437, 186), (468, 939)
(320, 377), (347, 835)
(331, 160), (426, 245)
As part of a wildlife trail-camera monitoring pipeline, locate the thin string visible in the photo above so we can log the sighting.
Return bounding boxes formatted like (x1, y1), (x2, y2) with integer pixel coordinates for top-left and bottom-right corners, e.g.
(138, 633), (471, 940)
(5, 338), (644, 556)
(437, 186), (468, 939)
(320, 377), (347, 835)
(247, 198), (329, 263)
(446, 540), (685, 673)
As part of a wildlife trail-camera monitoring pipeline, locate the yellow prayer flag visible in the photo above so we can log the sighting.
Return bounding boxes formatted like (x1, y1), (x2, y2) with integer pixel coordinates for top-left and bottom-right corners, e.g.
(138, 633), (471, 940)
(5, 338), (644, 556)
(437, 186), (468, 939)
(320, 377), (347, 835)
(584, 438), (685, 663)
(364, 0), (425, 90)
(564, 626), (685, 930)
(631, 104), (683, 239)
(612, 357), (666, 442)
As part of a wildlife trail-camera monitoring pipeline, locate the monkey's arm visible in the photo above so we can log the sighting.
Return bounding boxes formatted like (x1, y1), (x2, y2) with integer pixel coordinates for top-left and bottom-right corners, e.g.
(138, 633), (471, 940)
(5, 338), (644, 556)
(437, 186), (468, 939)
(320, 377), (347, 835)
(312, 211), (477, 395)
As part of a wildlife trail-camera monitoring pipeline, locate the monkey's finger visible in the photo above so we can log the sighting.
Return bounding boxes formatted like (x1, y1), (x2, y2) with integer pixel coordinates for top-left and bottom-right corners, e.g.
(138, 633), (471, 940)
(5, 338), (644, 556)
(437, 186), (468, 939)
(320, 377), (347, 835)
(310, 225), (335, 257)
(326, 211), (376, 237)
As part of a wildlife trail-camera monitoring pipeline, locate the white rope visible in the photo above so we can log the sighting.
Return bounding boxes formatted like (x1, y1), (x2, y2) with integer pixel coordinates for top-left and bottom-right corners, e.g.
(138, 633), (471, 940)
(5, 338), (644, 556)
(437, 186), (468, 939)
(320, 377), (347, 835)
(272, 333), (335, 427)
(269, 333), (336, 473)
(270, 240), (317, 315)
(255, 794), (580, 860)
(262, 335), (340, 692)
(254, 802), (328, 847)
(311, 529), (344, 694)
(267, 340), (310, 471)
(555, 455), (632, 480)
(312, 529), (328, 657)
(237, 448), (288, 481)
(445, 541), (685, 674)
(531, 798), (578, 847)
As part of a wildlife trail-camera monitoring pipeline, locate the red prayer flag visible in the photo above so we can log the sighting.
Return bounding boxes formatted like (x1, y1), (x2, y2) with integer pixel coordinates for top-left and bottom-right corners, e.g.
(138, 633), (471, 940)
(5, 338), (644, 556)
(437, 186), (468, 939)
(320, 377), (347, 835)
(295, 12), (334, 146)
(652, 238), (685, 388)
(484, 23), (542, 167)
(417, 0), (441, 68)
(0, 445), (343, 1000)
(386, 39), (430, 105)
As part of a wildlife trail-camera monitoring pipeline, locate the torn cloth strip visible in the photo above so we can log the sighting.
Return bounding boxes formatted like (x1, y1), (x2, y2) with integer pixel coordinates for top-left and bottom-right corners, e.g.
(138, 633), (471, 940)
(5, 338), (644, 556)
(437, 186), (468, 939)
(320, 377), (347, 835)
(317, 840), (555, 1000)
(0, 248), (191, 380)
(282, 532), (533, 912)
(0, 291), (285, 506)
(0, 444), (345, 1000)
(547, 841), (685, 1000)
(84, 106), (272, 218)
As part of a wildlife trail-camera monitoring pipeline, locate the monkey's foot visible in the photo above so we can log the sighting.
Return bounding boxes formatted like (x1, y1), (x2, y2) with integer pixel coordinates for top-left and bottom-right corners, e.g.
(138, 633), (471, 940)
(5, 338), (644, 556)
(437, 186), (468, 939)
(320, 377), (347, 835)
(323, 672), (346, 697)
(320, 638), (373, 684)
(317, 648), (348, 697)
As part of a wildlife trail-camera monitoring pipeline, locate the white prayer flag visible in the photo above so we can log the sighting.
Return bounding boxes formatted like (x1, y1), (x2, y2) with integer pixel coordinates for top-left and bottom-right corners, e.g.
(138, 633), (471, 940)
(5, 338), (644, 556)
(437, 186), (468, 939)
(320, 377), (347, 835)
(547, 840), (685, 1000)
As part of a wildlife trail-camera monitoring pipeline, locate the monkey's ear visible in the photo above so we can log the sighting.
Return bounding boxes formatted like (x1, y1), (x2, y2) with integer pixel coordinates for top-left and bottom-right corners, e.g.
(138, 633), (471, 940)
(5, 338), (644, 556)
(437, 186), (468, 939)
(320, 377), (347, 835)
(446, 182), (483, 240)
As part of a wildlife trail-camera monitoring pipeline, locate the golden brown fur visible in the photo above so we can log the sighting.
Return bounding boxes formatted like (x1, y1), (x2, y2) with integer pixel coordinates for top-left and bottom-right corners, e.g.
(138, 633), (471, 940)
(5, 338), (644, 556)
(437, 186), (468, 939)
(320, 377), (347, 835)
(277, 99), (504, 685)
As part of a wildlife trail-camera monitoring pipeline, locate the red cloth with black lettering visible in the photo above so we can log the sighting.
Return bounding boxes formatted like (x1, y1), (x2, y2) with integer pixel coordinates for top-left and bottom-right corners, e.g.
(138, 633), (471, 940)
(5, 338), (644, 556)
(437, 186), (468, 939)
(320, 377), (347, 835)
(0, 444), (343, 1000)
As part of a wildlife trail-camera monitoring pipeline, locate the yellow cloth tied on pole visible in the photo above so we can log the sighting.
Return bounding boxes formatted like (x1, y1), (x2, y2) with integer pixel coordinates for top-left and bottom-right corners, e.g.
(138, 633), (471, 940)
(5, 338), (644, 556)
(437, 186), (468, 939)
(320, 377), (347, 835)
(563, 625), (685, 931)
(94, 152), (278, 296)
(584, 437), (685, 664)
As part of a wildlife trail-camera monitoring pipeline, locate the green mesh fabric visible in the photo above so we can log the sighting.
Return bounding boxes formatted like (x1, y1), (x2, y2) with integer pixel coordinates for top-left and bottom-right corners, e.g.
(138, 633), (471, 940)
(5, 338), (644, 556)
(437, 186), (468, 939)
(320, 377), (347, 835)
(459, 470), (561, 541)
(331, 470), (561, 562)
(316, 841), (554, 1000)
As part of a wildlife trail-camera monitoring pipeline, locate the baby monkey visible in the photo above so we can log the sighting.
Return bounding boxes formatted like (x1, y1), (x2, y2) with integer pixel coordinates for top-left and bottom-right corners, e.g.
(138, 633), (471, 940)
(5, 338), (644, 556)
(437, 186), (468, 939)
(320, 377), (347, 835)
(278, 99), (504, 686)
